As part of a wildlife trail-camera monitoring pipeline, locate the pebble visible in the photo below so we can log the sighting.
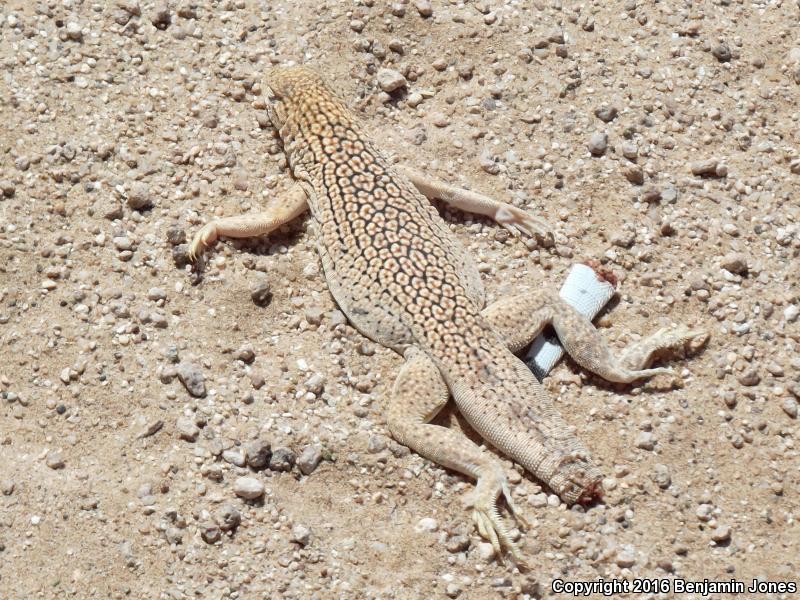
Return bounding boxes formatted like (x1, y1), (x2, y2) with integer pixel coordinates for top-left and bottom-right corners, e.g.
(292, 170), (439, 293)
(635, 432), (656, 451)
(65, 22), (83, 41)
(782, 398), (798, 419)
(46, 451), (65, 470)
(150, 3), (171, 29)
(690, 158), (725, 177)
(588, 132), (608, 156)
(222, 449), (246, 467)
(653, 464), (671, 489)
(127, 182), (151, 210)
(217, 504), (241, 531)
(721, 253), (748, 275)
(415, 517), (438, 532)
(297, 445), (323, 475)
(245, 440), (272, 470)
(200, 522), (221, 544)
(616, 545), (637, 568)
(711, 524), (732, 543)
(712, 43), (732, 63)
(1, 480), (14, 496)
(0, 180), (15, 198)
(376, 69), (406, 93)
(233, 477), (265, 500)
(623, 165), (644, 185)
(176, 363), (207, 398)
(269, 447), (296, 472)
(414, 0), (433, 17)
(175, 416), (200, 442)
(250, 280), (273, 307)
(291, 524), (312, 546)
(476, 542), (495, 562)
(594, 106), (618, 122)
(783, 305), (799, 323)
(737, 368), (760, 387)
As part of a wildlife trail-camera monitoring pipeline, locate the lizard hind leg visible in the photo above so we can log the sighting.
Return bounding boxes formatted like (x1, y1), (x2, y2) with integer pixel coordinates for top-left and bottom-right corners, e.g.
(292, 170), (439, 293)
(482, 288), (707, 384)
(387, 348), (529, 567)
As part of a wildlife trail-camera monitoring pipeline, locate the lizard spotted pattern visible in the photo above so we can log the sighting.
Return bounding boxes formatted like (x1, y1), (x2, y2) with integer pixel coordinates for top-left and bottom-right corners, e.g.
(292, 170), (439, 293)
(189, 66), (705, 565)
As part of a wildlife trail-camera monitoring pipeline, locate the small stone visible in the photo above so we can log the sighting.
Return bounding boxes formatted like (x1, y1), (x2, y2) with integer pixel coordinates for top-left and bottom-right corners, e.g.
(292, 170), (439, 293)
(783, 304), (799, 323)
(690, 158), (720, 176)
(217, 504), (241, 531)
(166, 227), (186, 246)
(711, 524), (731, 543)
(175, 416), (199, 442)
(782, 398), (798, 419)
(737, 368), (760, 387)
(594, 105), (618, 122)
(250, 280), (273, 307)
(150, 3), (171, 29)
(653, 464), (671, 489)
(623, 165), (644, 185)
(233, 477), (264, 500)
(235, 345), (255, 364)
(445, 583), (461, 598)
(635, 431), (656, 451)
(65, 22), (83, 41)
(661, 186), (678, 203)
(376, 68), (406, 93)
(0, 180), (15, 198)
(616, 545), (637, 568)
(46, 451), (65, 470)
(414, 0), (433, 17)
(245, 440), (272, 469)
(476, 542), (495, 562)
(721, 253), (748, 275)
(696, 503), (713, 521)
(297, 445), (323, 475)
(291, 524), (312, 546)
(1, 480), (15, 496)
(222, 449), (247, 467)
(176, 363), (206, 398)
(712, 43), (732, 63)
(415, 517), (438, 532)
(200, 522), (221, 544)
(621, 142), (638, 160)
(349, 19), (364, 32)
(269, 447), (296, 472)
(367, 435), (387, 454)
(127, 182), (151, 210)
(588, 132), (608, 156)
(172, 245), (191, 268)
(642, 187), (662, 203)
(446, 534), (471, 553)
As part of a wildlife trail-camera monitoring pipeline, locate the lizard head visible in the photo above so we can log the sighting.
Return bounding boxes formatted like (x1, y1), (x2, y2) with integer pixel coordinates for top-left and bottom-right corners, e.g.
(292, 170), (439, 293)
(263, 65), (327, 130)
(263, 66), (350, 133)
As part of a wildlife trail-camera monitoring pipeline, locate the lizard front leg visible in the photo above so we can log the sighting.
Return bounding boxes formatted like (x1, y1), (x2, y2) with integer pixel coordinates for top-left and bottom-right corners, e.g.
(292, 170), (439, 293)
(397, 166), (553, 246)
(188, 184), (308, 261)
(387, 347), (529, 567)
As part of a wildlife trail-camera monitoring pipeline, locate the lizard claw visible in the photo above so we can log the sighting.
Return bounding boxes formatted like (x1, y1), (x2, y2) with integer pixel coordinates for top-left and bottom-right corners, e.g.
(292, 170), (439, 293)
(188, 223), (218, 262)
(468, 467), (530, 568)
(495, 204), (554, 247)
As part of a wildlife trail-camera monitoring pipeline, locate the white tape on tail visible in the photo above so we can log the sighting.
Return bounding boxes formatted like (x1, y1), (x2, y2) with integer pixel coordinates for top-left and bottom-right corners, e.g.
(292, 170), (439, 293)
(525, 263), (616, 380)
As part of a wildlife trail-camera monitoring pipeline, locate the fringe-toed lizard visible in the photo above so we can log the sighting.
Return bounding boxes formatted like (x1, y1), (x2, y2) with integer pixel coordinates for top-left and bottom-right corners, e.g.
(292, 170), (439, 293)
(188, 66), (705, 566)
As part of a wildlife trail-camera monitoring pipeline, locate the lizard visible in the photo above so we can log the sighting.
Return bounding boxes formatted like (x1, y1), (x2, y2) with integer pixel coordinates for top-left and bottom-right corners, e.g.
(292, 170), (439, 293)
(188, 66), (705, 565)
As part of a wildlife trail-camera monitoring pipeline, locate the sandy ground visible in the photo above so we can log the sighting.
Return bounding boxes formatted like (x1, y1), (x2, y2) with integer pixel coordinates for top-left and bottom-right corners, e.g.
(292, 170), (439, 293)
(1, 0), (799, 598)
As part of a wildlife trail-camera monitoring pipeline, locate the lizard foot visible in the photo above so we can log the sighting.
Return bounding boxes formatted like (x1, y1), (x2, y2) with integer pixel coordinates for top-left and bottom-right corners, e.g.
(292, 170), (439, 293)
(188, 223), (218, 262)
(495, 204), (554, 247)
(469, 467), (530, 568)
